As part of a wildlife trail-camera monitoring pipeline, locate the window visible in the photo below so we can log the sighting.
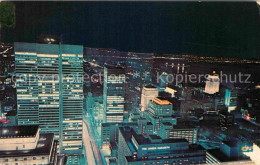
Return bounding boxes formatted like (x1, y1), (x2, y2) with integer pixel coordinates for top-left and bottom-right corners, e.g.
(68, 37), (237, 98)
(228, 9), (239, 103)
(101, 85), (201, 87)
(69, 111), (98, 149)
(4, 159), (8, 162)
(42, 157), (45, 159)
(24, 158), (27, 161)
(33, 157), (36, 160)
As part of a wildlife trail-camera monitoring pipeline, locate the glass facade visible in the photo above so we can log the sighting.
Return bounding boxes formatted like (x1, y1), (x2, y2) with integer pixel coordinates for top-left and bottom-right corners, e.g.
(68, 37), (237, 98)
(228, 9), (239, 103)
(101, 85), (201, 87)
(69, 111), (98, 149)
(15, 42), (83, 154)
(103, 66), (125, 123)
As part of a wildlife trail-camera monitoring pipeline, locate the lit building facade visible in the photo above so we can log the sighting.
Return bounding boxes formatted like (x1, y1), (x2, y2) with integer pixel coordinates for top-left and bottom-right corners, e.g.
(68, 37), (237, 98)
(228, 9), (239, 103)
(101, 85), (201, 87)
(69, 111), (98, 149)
(136, 118), (153, 135)
(118, 127), (206, 165)
(15, 42), (83, 155)
(140, 85), (158, 111)
(159, 124), (198, 144)
(225, 89), (238, 112)
(144, 97), (176, 134)
(103, 66), (126, 123)
(0, 125), (57, 165)
(204, 75), (220, 94)
(219, 110), (234, 130)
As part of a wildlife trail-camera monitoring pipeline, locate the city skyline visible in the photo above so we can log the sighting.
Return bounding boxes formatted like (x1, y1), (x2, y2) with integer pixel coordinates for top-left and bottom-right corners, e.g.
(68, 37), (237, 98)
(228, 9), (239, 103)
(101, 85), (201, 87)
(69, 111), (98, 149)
(0, 1), (260, 165)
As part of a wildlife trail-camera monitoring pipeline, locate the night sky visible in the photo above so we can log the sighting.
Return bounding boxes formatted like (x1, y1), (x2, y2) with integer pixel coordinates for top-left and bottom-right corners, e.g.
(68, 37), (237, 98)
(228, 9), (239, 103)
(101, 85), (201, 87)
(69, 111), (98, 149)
(1, 2), (259, 59)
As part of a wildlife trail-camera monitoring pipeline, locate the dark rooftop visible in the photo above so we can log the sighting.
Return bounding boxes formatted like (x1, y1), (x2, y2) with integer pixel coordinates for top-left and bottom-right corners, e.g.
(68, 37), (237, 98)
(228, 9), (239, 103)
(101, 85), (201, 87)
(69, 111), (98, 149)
(162, 138), (188, 143)
(162, 122), (173, 126)
(109, 158), (117, 164)
(222, 141), (238, 148)
(0, 125), (39, 138)
(236, 118), (260, 130)
(148, 134), (161, 140)
(104, 64), (125, 70)
(130, 128), (188, 145)
(144, 84), (156, 88)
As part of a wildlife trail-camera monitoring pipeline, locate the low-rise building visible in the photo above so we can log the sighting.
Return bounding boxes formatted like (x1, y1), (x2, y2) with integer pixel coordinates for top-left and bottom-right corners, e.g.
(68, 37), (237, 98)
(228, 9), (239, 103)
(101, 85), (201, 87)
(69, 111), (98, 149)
(118, 127), (206, 165)
(0, 125), (57, 165)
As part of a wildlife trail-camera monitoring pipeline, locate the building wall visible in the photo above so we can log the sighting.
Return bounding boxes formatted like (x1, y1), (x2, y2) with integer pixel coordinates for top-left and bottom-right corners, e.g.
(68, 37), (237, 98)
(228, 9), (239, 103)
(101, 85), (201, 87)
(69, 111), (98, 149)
(15, 42), (83, 154)
(118, 129), (132, 165)
(0, 129), (39, 151)
(0, 155), (50, 165)
(206, 152), (221, 165)
(168, 129), (198, 144)
(140, 87), (158, 111)
(205, 75), (220, 94)
(103, 67), (125, 123)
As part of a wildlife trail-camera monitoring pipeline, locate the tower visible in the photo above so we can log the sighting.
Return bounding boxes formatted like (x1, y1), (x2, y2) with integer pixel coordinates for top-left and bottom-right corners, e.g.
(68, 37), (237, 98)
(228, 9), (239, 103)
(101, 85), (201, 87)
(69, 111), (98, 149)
(204, 72), (220, 94)
(15, 42), (83, 155)
(140, 85), (158, 111)
(103, 66), (126, 123)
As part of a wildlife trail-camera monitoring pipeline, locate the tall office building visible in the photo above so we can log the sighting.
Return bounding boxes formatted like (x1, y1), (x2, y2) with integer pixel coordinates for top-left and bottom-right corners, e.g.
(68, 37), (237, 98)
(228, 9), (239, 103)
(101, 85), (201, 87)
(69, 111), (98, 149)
(103, 66), (126, 123)
(225, 89), (238, 112)
(204, 74), (220, 94)
(15, 42), (83, 155)
(140, 85), (158, 111)
(101, 122), (138, 148)
(206, 141), (254, 164)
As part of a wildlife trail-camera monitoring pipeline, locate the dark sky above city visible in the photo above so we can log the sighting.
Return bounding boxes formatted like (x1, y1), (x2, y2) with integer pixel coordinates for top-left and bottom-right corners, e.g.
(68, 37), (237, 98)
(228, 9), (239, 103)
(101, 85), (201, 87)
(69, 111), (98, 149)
(1, 2), (259, 59)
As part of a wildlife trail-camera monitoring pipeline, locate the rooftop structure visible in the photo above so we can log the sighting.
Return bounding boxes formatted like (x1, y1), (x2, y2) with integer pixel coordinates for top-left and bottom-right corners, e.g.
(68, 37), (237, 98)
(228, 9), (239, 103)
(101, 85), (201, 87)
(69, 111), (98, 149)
(0, 125), (38, 139)
(152, 97), (172, 105)
(118, 127), (206, 165)
(0, 125), (57, 165)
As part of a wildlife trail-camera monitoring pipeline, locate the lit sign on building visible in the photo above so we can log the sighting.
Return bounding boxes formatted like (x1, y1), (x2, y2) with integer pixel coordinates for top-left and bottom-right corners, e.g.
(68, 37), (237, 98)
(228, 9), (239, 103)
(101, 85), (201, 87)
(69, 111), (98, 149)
(240, 142), (253, 152)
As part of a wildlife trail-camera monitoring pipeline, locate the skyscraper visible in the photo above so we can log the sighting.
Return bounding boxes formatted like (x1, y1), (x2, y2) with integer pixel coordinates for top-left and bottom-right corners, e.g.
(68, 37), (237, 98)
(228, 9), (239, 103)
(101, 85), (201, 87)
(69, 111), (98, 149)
(103, 66), (126, 123)
(204, 74), (220, 94)
(140, 85), (158, 111)
(225, 88), (238, 112)
(15, 42), (83, 155)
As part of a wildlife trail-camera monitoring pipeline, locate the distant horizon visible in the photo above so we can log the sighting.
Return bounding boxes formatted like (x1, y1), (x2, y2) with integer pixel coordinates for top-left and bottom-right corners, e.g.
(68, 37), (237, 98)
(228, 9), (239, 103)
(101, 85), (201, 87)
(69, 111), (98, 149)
(1, 2), (259, 59)
(3, 41), (259, 61)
